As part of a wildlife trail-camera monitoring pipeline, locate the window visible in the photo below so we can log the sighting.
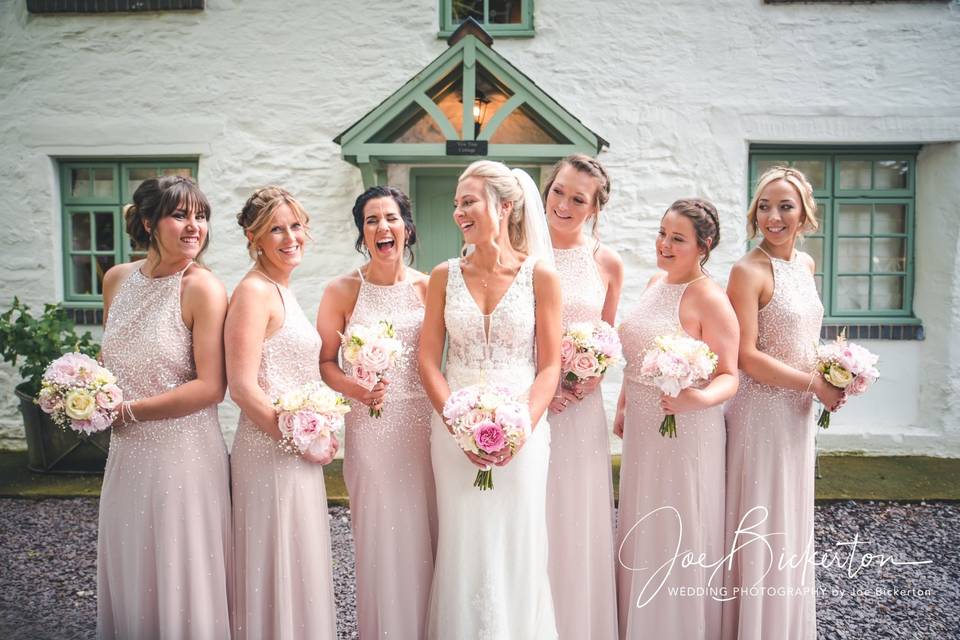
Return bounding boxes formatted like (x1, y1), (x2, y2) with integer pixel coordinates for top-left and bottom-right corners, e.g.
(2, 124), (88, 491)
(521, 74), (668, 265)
(60, 159), (198, 307)
(28, 0), (204, 14)
(748, 148), (917, 324)
(439, 0), (534, 37)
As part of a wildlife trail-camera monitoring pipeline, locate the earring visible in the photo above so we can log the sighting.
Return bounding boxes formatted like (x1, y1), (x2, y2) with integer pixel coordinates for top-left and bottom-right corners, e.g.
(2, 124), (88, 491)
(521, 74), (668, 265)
(256, 247), (263, 256)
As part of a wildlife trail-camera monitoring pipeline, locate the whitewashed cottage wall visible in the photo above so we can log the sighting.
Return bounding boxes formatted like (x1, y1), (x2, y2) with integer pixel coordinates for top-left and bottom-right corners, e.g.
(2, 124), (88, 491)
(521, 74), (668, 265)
(1, 0), (958, 454)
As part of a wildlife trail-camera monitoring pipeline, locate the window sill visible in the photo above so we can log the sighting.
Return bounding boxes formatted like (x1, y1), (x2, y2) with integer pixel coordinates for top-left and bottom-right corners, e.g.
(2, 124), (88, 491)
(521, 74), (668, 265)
(437, 29), (534, 39)
(28, 0), (204, 13)
(821, 322), (924, 341)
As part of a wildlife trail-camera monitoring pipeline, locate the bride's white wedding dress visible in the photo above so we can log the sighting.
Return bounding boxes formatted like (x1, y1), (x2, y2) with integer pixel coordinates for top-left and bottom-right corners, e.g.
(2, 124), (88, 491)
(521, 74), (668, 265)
(427, 255), (557, 640)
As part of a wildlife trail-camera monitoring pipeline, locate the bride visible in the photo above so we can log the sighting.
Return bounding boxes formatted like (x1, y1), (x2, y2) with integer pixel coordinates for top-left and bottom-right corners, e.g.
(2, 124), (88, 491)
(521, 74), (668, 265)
(418, 160), (562, 639)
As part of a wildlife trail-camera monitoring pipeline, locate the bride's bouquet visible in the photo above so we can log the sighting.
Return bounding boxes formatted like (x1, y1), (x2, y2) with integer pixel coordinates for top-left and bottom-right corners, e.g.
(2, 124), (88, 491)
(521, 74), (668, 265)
(340, 320), (404, 418)
(442, 385), (531, 491)
(639, 334), (718, 438)
(560, 321), (623, 386)
(815, 334), (879, 429)
(274, 381), (350, 457)
(38, 353), (123, 434)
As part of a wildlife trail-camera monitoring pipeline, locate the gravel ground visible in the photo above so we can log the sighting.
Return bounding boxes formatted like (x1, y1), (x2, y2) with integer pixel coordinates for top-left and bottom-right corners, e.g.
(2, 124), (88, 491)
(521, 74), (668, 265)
(0, 499), (956, 639)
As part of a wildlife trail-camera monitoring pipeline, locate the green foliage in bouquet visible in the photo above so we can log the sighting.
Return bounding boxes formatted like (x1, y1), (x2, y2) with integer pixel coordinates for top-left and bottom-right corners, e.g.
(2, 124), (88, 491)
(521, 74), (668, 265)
(0, 298), (98, 398)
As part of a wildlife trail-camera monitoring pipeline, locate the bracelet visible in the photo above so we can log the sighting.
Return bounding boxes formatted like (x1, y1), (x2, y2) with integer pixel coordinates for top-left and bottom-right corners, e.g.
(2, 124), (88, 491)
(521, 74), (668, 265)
(805, 372), (816, 394)
(123, 401), (139, 423)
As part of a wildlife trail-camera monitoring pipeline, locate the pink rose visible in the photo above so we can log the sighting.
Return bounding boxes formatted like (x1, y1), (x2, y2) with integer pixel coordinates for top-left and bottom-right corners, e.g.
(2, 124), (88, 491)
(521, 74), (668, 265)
(640, 351), (660, 377)
(45, 353), (97, 385)
(358, 343), (392, 373)
(474, 422), (506, 454)
(494, 403), (530, 435)
(86, 410), (113, 433)
(306, 432), (332, 458)
(37, 388), (60, 414)
(570, 352), (601, 380)
(71, 418), (94, 434)
(461, 408), (490, 431)
(352, 364), (379, 391)
(278, 411), (301, 438)
(846, 374), (871, 396)
(293, 411), (323, 452)
(560, 336), (576, 368)
(95, 384), (123, 410)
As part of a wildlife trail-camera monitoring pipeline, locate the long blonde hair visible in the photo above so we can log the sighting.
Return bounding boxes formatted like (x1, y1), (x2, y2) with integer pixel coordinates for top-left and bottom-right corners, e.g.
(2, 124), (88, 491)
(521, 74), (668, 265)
(746, 166), (819, 239)
(458, 160), (527, 253)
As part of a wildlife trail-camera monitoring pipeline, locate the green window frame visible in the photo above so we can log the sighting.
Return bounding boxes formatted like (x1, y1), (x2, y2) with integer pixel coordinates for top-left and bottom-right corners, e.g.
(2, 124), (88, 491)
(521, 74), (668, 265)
(439, 0), (534, 38)
(748, 147), (918, 324)
(60, 159), (199, 307)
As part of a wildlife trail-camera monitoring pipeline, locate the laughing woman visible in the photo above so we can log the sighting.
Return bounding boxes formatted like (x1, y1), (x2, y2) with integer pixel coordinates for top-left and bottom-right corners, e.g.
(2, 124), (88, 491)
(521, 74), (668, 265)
(317, 186), (437, 639)
(543, 155), (622, 640)
(228, 186), (338, 639)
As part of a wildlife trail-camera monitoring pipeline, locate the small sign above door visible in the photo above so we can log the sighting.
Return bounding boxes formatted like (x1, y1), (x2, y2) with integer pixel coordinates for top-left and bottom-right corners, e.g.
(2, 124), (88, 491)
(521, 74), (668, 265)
(446, 140), (488, 156)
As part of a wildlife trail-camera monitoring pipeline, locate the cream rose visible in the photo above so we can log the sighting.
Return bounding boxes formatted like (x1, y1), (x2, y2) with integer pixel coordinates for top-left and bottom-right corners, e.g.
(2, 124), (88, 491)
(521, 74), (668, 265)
(64, 389), (97, 420)
(824, 366), (853, 389)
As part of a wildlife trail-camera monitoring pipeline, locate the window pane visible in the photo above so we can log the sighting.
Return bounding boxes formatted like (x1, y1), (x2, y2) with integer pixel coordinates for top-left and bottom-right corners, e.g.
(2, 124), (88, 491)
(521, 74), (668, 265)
(452, 0), (483, 22)
(803, 236), (823, 270)
(127, 167), (160, 201)
(754, 159), (788, 184)
(489, 0), (522, 24)
(874, 204), (906, 234)
(839, 160), (871, 190)
(95, 212), (115, 251)
(871, 276), (903, 310)
(838, 238), (870, 272)
(793, 159), (827, 191)
(160, 167), (193, 178)
(95, 255), (115, 294)
(838, 204), (871, 235)
(71, 212), (91, 251)
(70, 168), (91, 199)
(874, 160), (908, 190)
(814, 275), (823, 298)
(93, 168), (114, 198)
(836, 276), (870, 311)
(72, 256), (93, 295)
(873, 238), (906, 273)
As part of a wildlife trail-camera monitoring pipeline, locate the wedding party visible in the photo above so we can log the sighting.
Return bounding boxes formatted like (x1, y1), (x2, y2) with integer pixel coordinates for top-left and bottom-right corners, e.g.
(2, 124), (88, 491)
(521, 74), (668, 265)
(1, 1), (958, 639)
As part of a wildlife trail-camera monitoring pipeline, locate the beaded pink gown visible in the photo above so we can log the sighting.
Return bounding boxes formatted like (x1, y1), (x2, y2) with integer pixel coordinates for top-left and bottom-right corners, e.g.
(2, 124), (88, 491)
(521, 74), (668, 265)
(616, 277), (725, 640)
(98, 263), (232, 639)
(546, 245), (618, 640)
(721, 250), (822, 640)
(230, 282), (337, 640)
(342, 269), (437, 639)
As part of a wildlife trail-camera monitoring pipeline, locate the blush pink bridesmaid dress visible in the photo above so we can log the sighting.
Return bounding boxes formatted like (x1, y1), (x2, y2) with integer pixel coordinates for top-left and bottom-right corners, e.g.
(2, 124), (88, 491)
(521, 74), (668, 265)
(721, 249), (822, 640)
(616, 276), (726, 640)
(230, 281), (337, 640)
(98, 263), (232, 639)
(546, 244), (618, 640)
(341, 268), (437, 639)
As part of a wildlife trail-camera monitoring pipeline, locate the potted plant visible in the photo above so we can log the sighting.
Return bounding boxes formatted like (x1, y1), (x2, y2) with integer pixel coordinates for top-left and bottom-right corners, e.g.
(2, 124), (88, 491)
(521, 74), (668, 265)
(0, 297), (108, 473)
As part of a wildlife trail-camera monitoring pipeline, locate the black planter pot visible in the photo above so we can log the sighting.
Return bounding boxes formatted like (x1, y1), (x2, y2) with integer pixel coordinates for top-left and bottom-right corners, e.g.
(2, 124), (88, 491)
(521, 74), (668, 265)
(15, 384), (109, 474)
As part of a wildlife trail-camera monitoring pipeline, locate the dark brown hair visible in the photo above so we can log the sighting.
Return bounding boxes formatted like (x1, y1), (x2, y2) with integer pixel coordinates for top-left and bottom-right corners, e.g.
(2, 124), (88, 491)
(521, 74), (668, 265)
(351, 186), (417, 265)
(666, 198), (721, 266)
(123, 175), (211, 259)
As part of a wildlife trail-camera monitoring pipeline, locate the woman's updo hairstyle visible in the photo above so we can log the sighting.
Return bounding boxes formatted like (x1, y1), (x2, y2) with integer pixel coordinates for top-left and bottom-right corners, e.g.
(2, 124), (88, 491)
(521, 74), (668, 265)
(746, 166), (819, 239)
(123, 175), (212, 259)
(542, 154), (612, 239)
(351, 186), (417, 264)
(666, 198), (721, 267)
(458, 160), (527, 253)
(236, 186), (311, 261)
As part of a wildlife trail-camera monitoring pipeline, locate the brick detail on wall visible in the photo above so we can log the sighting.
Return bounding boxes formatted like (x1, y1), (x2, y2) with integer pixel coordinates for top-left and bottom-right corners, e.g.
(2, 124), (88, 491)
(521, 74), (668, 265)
(821, 324), (924, 341)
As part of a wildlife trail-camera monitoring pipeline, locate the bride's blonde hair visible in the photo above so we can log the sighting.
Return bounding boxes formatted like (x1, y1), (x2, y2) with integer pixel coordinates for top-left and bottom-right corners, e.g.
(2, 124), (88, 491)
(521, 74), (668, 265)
(459, 160), (527, 253)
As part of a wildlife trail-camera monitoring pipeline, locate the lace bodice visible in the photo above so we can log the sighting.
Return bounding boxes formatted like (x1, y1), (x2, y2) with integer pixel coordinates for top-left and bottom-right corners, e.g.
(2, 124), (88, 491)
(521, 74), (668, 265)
(344, 270), (426, 400)
(444, 257), (537, 389)
(554, 244), (605, 327)
(619, 277), (700, 386)
(756, 252), (823, 373)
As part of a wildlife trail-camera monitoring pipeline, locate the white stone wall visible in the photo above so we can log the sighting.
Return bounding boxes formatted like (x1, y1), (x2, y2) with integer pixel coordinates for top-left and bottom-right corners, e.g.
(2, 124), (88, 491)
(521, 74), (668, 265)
(1, 0), (959, 454)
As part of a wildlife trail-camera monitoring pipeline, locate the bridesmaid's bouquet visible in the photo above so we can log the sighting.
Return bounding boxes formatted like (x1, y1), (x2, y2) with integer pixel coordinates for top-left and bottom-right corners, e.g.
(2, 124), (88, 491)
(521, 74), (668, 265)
(815, 334), (880, 429)
(340, 320), (404, 417)
(560, 321), (623, 385)
(274, 381), (350, 456)
(442, 385), (531, 491)
(38, 352), (123, 434)
(639, 334), (718, 438)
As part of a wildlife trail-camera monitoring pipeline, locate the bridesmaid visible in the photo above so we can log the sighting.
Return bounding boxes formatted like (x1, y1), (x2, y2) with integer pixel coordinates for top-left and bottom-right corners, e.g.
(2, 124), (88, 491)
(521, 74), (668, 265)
(227, 186), (338, 639)
(317, 186), (437, 639)
(542, 155), (621, 640)
(98, 176), (232, 638)
(615, 199), (740, 640)
(722, 167), (844, 640)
